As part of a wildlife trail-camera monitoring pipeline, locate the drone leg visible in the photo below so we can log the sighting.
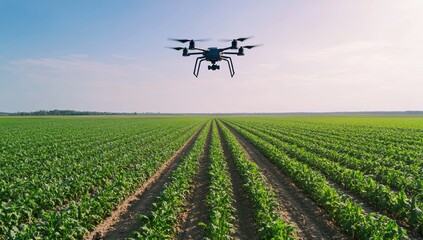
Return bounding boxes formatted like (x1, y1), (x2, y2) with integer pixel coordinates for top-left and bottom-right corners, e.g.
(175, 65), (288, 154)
(222, 56), (235, 77)
(193, 56), (205, 77)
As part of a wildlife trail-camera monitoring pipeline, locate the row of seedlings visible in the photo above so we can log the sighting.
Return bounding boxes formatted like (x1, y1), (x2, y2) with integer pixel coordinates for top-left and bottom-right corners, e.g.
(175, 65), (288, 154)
(222, 120), (408, 239)
(130, 121), (210, 239)
(228, 120), (423, 236)
(217, 121), (296, 239)
(240, 120), (422, 196)
(201, 121), (236, 239)
(11, 121), (205, 239)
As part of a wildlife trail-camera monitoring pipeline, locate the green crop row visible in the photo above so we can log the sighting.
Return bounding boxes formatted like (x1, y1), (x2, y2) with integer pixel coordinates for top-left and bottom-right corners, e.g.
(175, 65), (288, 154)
(201, 121), (236, 239)
(0, 120), (185, 205)
(227, 120), (423, 235)
(130, 121), (210, 239)
(1, 123), (197, 238)
(12, 123), (203, 239)
(275, 124), (420, 195)
(285, 123), (423, 170)
(217, 121), (296, 239)
(237, 117), (423, 163)
(222, 120), (408, 239)
(299, 120), (423, 150)
(243, 120), (422, 195)
(1, 118), (206, 239)
(260, 116), (423, 145)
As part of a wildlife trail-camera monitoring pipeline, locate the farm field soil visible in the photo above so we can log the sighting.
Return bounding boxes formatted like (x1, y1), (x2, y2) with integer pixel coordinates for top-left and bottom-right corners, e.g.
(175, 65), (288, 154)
(87, 123), (206, 239)
(1, 116), (422, 239)
(175, 125), (212, 239)
(220, 122), (347, 239)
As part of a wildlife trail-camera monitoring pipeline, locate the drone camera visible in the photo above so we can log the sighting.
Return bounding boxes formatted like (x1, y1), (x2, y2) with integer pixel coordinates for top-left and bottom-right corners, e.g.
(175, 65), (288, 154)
(208, 64), (220, 71)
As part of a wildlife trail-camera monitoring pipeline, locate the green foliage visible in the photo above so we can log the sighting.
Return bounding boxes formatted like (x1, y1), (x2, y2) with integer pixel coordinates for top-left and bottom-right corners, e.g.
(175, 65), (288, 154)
(218, 121), (296, 239)
(1, 116), (422, 239)
(227, 118), (423, 235)
(202, 121), (236, 239)
(0, 117), (207, 239)
(130, 121), (210, 239)
(223, 118), (411, 239)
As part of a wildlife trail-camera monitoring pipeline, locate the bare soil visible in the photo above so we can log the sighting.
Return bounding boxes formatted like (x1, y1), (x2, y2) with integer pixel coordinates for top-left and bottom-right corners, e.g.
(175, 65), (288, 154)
(84, 124), (205, 240)
(320, 166), (423, 239)
(84, 119), (422, 240)
(222, 121), (349, 240)
(175, 125), (212, 240)
(217, 123), (259, 240)
(224, 122), (423, 240)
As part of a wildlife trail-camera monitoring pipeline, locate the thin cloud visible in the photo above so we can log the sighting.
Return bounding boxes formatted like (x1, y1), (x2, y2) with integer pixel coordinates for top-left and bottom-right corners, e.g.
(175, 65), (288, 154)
(110, 54), (137, 60)
(293, 41), (394, 61)
(4, 56), (148, 84)
(258, 63), (279, 70)
(285, 40), (423, 83)
(69, 54), (89, 59)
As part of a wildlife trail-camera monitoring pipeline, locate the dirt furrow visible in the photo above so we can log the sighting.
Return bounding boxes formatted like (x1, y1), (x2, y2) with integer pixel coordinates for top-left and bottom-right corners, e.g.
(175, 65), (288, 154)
(223, 121), (349, 240)
(313, 163), (423, 239)
(225, 122), (423, 240)
(84, 124), (205, 240)
(217, 123), (258, 240)
(175, 125), (212, 239)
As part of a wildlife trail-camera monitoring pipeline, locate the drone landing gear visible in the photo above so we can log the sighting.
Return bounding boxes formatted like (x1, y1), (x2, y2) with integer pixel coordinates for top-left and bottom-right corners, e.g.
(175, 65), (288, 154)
(222, 56), (235, 77)
(193, 56), (206, 77)
(193, 56), (235, 78)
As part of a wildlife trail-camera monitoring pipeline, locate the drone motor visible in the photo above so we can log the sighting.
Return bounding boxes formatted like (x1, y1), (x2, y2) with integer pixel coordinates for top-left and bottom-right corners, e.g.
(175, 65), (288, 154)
(189, 40), (195, 50)
(238, 47), (244, 56)
(231, 40), (237, 49)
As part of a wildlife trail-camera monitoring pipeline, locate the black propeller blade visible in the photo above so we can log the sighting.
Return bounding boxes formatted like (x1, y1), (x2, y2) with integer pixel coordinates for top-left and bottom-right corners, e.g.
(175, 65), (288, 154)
(220, 36), (253, 42)
(168, 38), (190, 43)
(168, 38), (210, 43)
(236, 37), (253, 42)
(242, 44), (262, 49)
(193, 38), (211, 42)
(166, 47), (185, 51)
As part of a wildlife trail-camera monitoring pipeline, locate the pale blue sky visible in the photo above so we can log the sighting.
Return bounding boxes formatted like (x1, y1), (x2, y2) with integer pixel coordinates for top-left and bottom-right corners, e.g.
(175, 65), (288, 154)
(1, 1), (422, 113)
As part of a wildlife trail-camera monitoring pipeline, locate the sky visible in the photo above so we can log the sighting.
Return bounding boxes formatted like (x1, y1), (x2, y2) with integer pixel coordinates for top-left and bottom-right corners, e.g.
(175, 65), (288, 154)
(0, 0), (422, 113)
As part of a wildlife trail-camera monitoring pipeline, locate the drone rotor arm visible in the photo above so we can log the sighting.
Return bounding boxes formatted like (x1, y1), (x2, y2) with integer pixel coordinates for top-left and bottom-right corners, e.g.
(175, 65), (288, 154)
(187, 51), (205, 56)
(221, 52), (239, 55)
(193, 47), (207, 52)
(219, 47), (234, 52)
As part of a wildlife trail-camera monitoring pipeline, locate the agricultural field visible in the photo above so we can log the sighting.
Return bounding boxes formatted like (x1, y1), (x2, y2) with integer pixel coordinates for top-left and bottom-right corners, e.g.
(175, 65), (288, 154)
(0, 116), (422, 239)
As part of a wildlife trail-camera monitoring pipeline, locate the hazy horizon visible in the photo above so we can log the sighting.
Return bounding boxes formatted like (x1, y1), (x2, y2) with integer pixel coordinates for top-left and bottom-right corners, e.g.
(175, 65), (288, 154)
(1, 1), (422, 113)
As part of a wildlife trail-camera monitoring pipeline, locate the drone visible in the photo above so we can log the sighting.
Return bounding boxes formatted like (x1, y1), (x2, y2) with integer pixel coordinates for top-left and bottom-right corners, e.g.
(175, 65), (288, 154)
(167, 37), (261, 77)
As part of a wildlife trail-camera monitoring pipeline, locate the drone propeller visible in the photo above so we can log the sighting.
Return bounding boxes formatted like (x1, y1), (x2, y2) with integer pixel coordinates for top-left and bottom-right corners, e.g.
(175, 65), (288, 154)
(220, 36), (253, 42)
(166, 47), (185, 51)
(168, 38), (210, 43)
(242, 44), (262, 49)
